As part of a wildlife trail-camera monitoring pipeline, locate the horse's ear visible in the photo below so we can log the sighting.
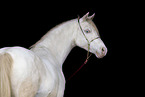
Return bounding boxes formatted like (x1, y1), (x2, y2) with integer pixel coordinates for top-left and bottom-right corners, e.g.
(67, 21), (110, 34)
(80, 12), (95, 21)
(80, 12), (89, 21)
(88, 13), (95, 20)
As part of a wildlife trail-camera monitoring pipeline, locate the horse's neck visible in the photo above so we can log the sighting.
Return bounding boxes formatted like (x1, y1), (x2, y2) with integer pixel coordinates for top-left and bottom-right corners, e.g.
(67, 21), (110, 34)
(31, 19), (77, 67)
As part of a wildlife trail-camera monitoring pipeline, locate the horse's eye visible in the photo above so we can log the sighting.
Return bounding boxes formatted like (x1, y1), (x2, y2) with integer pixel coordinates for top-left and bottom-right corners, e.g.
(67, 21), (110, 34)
(84, 29), (91, 33)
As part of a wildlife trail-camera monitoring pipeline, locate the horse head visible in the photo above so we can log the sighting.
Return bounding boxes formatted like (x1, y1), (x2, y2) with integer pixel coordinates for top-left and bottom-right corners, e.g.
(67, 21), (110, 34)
(75, 12), (107, 58)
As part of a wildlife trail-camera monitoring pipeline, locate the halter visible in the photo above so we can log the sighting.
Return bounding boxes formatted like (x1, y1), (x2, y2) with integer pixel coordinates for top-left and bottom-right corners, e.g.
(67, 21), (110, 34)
(67, 16), (100, 81)
(77, 16), (100, 59)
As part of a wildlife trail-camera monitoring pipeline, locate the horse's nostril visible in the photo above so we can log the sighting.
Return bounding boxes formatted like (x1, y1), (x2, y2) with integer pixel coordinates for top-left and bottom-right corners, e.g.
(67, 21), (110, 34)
(102, 47), (106, 54)
(102, 47), (105, 52)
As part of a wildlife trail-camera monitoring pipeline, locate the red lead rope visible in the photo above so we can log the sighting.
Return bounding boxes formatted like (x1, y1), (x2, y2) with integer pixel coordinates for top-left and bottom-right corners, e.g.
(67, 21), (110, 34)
(67, 59), (89, 81)
(67, 16), (91, 81)
(67, 16), (99, 81)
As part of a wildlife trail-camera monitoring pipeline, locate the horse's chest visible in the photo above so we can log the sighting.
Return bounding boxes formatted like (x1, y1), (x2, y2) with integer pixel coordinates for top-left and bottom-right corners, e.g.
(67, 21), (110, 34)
(38, 62), (65, 97)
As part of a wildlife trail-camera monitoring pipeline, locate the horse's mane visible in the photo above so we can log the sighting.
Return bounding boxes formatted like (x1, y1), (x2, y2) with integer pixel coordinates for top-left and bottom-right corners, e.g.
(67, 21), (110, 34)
(30, 19), (77, 49)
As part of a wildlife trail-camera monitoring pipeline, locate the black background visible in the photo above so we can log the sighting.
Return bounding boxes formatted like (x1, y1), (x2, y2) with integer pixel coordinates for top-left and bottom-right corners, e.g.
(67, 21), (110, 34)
(0, 4), (141, 97)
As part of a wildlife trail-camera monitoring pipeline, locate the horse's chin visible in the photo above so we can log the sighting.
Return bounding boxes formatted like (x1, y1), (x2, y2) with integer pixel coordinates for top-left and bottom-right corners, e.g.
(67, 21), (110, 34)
(94, 49), (107, 58)
(95, 54), (104, 59)
(95, 52), (105, 59)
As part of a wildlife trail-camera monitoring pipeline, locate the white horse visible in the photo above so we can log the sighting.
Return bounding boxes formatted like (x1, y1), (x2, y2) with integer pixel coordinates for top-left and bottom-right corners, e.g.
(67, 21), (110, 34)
(0, 12), (107, 97)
